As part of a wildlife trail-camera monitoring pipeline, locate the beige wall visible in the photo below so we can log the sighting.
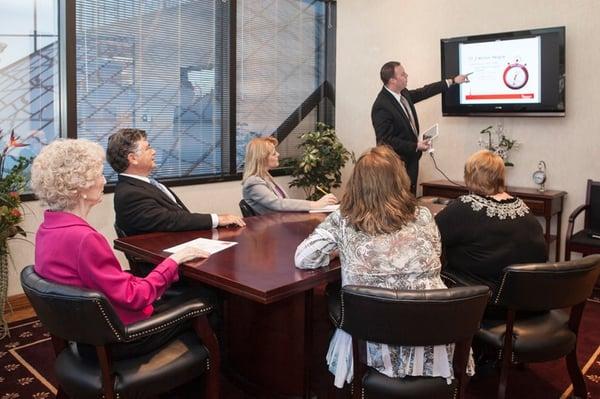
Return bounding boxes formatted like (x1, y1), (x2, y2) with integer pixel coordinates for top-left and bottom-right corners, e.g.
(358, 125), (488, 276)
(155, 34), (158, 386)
(7, 0), (600, 297)
(6, 176), (299, 296)
(336, 0), (600, 256)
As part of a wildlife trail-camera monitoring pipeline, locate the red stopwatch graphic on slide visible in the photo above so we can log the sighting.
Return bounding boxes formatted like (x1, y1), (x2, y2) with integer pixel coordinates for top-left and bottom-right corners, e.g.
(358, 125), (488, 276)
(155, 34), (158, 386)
(503, 60), (529, 90)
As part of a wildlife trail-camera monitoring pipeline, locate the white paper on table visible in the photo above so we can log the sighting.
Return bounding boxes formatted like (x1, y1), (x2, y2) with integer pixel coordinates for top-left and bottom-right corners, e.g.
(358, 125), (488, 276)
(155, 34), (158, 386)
(309, 204), (340, 213)
(164, 237), (237, 255)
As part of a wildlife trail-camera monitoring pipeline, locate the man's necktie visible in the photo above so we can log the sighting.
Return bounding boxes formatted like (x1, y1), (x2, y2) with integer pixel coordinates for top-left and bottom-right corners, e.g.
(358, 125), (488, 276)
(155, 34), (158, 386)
(148, 178), (180, 207)
(399, 95), (418, 136)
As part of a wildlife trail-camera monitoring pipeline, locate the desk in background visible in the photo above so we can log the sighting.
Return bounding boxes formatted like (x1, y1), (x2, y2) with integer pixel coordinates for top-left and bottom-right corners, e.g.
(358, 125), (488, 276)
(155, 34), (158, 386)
(421, 180), (567, 261)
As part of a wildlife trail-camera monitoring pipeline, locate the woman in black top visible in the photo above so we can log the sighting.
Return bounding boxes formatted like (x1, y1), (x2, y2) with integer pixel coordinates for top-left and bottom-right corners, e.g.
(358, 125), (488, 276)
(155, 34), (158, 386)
(435, 150), (547, 295)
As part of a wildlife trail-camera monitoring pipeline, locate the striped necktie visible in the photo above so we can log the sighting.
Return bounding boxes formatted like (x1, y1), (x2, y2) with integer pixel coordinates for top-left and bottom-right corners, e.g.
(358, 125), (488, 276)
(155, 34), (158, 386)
(399, 95), (418, 136)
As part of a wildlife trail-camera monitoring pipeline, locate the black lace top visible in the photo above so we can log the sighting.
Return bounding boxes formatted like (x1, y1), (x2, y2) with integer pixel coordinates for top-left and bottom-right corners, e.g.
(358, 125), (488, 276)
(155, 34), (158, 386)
(434, 194), (547, 293)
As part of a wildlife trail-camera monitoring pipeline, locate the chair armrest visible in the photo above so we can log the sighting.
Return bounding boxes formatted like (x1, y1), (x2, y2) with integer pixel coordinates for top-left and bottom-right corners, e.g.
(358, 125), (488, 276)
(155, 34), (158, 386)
(566, 204), (589, 240)
(123, 298), (213, 341)
(568, 204), (589, 224)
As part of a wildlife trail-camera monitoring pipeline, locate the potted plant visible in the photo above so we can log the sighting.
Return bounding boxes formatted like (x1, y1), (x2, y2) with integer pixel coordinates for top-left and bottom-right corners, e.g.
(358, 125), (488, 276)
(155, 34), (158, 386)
(478, 124), (519, 167)
(289, 122), (352, 200)
(1, 128), (33, 338)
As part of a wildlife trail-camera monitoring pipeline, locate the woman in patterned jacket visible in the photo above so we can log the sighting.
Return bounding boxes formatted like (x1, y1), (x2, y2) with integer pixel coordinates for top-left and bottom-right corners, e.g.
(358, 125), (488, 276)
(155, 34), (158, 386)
(295, 145), (472, 388)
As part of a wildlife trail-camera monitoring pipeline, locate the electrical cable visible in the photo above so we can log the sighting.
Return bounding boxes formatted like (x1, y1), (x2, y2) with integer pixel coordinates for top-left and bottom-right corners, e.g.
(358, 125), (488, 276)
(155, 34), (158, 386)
(429, 152), (463, 187)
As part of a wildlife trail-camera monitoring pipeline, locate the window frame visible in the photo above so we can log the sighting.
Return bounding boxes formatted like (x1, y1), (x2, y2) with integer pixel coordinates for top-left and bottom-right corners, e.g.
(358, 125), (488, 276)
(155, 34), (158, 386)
(43, 0), (335, 197)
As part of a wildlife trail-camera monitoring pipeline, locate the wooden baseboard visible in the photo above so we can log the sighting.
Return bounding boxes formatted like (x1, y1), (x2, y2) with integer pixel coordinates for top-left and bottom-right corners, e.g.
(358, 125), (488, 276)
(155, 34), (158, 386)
(4, 293), (32, 314)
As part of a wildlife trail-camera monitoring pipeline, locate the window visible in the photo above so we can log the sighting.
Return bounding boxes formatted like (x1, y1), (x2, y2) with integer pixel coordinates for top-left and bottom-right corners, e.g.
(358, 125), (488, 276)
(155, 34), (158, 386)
(236, 0), (333, 169)
(75, 0), (231, 181)
(1, 0), (335, 184)
(0, 0), (60, 166)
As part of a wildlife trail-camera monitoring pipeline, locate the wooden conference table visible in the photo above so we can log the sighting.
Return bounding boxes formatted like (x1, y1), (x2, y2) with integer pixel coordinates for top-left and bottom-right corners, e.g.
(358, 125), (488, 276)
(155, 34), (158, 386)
(114, 212), (339, 398)
(114, 202), (445, 398)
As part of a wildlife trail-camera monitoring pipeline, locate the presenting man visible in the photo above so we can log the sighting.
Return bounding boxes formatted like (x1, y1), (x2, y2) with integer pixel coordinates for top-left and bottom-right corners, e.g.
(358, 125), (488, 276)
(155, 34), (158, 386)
(371, 61), (469, 193)
(107, 128), (245, 236)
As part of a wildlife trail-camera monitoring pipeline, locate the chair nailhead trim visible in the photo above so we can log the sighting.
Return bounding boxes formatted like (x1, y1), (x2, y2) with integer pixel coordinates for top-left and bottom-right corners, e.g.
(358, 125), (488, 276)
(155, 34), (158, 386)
(497, 345), (517, 362)
(340, 292), (345, 327)
(494, 274), (509, 304)
(206, 358), (210, 370)
(126, 307), (212, 340)
(95, 301), (123, 341)
(362, 386), (365, 399)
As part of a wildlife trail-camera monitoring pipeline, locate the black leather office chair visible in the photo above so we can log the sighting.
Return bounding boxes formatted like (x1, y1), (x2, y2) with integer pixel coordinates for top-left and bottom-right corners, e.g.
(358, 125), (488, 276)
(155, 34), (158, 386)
(239, 199), (257, 217)
(114, 223), (154, 277)
(565, 180), (600, 298)
(332, 285), (490, 399)
(565, 180), (600, 260)
(21, 266), (220, 399)
(475, 255), (600, 399)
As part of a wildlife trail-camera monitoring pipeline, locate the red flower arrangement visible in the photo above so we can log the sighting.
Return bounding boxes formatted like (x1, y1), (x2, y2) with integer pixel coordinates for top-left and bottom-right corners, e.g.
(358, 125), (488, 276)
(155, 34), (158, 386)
(1, 128), (33, 338)
(1, 129), (31, 241)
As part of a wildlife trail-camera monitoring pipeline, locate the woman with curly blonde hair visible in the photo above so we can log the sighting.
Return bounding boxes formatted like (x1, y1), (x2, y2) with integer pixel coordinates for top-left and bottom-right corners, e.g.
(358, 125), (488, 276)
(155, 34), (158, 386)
(31, 139), (206, 331)
(295, 145), (468, 388)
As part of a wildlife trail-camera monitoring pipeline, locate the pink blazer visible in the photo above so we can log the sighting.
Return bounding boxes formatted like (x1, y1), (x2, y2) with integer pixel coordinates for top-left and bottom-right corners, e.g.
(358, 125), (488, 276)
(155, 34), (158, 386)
(34, 211), (179, 325)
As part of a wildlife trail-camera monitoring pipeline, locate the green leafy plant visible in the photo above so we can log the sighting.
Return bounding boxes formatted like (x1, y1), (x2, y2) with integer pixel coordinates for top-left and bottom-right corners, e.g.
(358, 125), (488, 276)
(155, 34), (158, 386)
(478, 124), (519, 167)
(289, 123), (352, 200)
(1, 128), (33, 338)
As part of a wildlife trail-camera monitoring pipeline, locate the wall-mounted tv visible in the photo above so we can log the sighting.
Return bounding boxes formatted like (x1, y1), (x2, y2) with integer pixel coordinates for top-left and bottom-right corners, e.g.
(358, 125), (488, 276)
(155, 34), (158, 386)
(441, 26), (565, 117)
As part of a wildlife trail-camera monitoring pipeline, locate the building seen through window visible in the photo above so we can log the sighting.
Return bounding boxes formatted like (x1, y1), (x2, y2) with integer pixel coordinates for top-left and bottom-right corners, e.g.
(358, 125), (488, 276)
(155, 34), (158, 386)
(1, 0), (335, 184)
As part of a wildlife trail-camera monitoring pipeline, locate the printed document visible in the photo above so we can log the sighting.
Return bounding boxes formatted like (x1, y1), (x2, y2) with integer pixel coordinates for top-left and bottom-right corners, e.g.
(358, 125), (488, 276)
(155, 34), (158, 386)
(164, 237), (237, 255)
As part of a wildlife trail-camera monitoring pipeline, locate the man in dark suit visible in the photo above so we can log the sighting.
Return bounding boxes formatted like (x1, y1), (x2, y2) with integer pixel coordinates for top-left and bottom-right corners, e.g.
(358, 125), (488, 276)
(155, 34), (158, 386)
(107, 128), (245, 236)
(371, 61), (469, 193)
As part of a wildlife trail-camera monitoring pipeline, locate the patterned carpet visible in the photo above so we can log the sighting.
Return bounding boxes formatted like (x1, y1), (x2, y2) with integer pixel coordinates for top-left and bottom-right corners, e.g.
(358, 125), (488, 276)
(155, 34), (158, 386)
(1, 300), (599, 398)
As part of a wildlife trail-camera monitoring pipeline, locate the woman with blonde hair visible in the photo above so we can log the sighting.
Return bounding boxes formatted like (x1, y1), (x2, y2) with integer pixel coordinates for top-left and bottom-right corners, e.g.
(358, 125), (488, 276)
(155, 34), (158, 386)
(242, 136), (337, 214)
(435, 150), (546, 295)
(31, 139), (208, 356)
(295, 145), (468, 388)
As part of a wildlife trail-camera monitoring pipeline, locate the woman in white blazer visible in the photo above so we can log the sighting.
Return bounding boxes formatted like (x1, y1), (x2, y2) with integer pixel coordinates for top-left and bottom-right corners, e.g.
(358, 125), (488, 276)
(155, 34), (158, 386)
(242, 137), (337, 215)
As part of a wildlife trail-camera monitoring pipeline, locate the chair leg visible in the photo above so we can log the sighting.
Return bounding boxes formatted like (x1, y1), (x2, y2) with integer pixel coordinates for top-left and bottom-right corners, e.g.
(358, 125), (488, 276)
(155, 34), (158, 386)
(566, 349), (588, 398)
(453, 340), (471, 399)
(497, 352), (511, 399)
(194, 316), (220, 399)
(351, 382), (362, 399)
(96, 346), (116, 399)
(497, 310), (516, 399)
(351, 339), (364, 399)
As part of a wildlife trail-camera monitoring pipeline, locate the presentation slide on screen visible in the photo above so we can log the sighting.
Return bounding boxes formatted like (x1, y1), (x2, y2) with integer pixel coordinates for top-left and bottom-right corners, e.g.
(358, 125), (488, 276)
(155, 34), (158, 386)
(459, 36), (541, 104)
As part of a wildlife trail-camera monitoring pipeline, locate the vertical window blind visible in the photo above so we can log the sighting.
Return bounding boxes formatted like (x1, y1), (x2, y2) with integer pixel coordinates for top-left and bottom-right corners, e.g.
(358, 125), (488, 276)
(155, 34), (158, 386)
(236, 0), (328, 169)
(75, 0), (230, 180)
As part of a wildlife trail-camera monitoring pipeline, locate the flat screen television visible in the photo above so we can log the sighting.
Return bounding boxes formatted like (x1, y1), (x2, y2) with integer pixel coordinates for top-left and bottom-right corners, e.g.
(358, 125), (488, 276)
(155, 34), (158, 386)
(441, 26), (565, 116)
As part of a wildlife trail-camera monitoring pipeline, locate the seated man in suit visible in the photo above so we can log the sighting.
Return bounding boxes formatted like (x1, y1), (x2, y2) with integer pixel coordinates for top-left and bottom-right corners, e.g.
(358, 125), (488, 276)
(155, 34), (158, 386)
(107, 128), (245, 236)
